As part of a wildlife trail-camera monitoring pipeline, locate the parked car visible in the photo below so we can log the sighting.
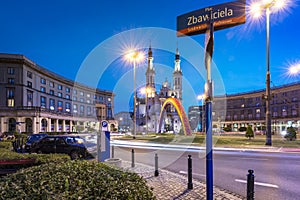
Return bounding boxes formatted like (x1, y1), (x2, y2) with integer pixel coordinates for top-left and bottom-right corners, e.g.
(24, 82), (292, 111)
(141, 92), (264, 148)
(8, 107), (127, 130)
(30, 135), (90, 160)
(25, 133), (48, 152)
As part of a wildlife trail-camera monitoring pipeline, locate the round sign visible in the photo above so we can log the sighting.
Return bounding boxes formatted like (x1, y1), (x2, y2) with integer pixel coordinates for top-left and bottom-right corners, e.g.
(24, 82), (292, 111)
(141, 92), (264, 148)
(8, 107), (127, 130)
(101, 121), (108, 128)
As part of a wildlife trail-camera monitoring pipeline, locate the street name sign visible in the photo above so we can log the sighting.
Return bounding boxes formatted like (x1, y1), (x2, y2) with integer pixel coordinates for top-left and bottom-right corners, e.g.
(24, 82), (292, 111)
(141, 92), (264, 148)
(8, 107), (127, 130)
(177, 0), (246, 36)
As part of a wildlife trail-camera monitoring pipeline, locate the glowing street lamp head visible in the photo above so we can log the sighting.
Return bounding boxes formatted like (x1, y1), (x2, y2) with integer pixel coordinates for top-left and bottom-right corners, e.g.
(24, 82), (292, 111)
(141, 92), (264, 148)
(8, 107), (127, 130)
(249, 0), (291, 19)
(288, 63), (300, 75)
(124, 50), (145, 63)
(250, 2), (263, 18)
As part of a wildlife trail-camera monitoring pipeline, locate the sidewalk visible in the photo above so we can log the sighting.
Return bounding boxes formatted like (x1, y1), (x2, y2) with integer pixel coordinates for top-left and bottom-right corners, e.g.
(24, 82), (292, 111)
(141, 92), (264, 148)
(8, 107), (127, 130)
(120, 161), (245, 200)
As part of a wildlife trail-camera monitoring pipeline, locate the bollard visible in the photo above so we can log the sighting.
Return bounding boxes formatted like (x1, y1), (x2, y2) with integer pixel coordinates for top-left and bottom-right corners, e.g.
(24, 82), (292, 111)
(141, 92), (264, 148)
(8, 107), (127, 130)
(111, 145), (114, 158)
(188, 155), (193, 189)
(131, 149), (135, 168)
(247, 169), (255, 200)
(154, 153), (159, 177)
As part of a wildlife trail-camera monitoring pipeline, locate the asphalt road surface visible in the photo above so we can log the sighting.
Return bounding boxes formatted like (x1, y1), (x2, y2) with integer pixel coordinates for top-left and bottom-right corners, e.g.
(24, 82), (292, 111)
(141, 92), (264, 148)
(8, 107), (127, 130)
(110, 142), (300, 200)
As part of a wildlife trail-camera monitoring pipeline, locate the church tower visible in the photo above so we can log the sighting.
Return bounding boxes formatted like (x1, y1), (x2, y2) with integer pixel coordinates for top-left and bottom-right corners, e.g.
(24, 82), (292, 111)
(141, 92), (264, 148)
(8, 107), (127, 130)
(146, 45), (156, 95)
(173, 47), (182, 101)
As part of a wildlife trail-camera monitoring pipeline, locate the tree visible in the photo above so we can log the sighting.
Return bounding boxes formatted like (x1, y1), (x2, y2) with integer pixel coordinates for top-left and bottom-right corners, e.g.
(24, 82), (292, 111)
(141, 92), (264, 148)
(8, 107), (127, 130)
(245, 125), (254, 139)
(284, 126), (297, 141)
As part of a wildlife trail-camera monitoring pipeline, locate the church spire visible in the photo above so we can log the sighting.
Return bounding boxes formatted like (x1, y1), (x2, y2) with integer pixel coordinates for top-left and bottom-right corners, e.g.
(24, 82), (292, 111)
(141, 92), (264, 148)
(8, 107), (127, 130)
(146, 43), (155, 88)
(174, 46), (181, 72)
(173, 46), (182, 101)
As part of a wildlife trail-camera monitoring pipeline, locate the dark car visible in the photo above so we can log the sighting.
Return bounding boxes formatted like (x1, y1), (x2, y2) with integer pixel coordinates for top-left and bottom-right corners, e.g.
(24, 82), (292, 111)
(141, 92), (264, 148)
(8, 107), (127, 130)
(25, 133), (48, 152)
(30, 135), (90, 160)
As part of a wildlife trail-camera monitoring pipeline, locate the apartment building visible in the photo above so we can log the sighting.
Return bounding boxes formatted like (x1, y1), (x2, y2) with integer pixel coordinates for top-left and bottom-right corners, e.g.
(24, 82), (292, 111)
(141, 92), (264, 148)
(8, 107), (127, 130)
(0, 53), (116, 134)
(212, 82), (300, 134)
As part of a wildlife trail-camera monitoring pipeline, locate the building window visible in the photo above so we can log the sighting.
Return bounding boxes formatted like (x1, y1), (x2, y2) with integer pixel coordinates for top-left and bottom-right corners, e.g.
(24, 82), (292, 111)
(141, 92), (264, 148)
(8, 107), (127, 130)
(73, 96), (77, 101)
(40, 96), (46, 108)
(7, 88), (15, 107)
(40, 78), (46, 84)
(66, 94), (70, 99)
(87, 99), (90, 104)
(107, 109), (112, 119)
(87, 93), (91, 98)
(50, 90), (54, 95)
(282, 106), (287, 117)
(49, 81), (54, 88)
(80, 98), (84, 102)
(73, 90), (77, 94)
(66, 87), (70, 93)
(66, 102), (71, 112)
(27, 91), (33, 106)
(94, 95), (97, 99)
(99, 96), (103, 101)
(87, 106), (91, 116)
(58, 101), (63, 111)
(108, 97), (111, 102)
(8, 78), (14, 84)
(8, 68), (14, 75)
(58, 92), (62, 97)
(73, 104), (78, 113)
(27, 71), (32, 78)
(80, 91), (84, 96)
(40, 86), (46, 93)
(58, 84), (62, 90)
(50, 99), (55, 110)
(27, 81), (32, 88)
(80, 105), (84, 115)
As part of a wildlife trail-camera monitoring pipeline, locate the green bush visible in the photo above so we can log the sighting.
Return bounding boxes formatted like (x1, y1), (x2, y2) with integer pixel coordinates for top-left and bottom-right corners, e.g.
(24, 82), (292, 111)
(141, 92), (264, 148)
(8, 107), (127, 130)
(284, 126), (297, 141)
(0, 141), (13, 150)
(0, 160), (155, 199)
(245, 125), (254, 139)
(0, 142), (70, 169)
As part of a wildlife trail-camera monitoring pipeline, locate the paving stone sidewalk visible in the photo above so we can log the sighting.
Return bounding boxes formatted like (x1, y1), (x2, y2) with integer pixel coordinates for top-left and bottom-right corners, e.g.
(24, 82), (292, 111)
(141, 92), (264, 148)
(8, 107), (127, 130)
(120, 161), (246, 200)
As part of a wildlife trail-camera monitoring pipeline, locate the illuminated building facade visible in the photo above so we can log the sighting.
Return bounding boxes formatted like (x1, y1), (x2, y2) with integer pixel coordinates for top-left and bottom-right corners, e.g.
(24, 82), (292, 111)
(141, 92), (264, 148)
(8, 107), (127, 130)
(136, 46), (183, 134)
(0, 54), (116, 134)
(212, 82), (300, 134)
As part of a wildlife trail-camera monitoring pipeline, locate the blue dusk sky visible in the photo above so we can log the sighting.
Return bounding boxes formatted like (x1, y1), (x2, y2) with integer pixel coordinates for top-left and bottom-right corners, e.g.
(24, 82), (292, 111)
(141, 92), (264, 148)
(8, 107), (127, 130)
(0, 0), (299, 113)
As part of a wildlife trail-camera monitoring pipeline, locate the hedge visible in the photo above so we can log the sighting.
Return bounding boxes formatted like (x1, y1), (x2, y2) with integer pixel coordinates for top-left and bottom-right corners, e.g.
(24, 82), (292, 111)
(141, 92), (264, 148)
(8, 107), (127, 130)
(0, 160), (155, 200)
(0, 141), (70, 169)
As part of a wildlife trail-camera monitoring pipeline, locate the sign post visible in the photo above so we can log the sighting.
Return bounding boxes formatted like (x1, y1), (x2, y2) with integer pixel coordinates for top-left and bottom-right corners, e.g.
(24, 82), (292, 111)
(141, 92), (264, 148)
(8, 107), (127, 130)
(177, 1), (245, 199)
(97, 120), (110, 162)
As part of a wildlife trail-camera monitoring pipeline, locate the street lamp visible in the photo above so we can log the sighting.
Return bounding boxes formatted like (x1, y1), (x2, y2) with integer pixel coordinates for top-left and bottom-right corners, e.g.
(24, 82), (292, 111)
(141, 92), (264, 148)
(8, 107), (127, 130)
(125, 50), (144, 139)
(250, 0), (289, 146)
(288, 63), (300, 75)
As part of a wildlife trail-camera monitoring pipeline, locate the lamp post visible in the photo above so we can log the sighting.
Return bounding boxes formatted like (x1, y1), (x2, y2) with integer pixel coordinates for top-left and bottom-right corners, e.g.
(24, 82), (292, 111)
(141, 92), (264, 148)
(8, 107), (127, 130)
(250, 0), (288, 146)
(125, 50), (144, 139)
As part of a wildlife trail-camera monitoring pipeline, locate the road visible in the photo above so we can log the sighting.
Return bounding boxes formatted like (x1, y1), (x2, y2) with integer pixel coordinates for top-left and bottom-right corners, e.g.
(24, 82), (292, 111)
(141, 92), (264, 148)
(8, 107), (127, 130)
(109, 140), (300, 200)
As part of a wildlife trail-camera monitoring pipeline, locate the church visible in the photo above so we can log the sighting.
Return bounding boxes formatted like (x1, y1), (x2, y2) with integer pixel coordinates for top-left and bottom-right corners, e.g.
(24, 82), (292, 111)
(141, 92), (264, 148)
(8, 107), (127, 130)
(136, 45), (184, 134)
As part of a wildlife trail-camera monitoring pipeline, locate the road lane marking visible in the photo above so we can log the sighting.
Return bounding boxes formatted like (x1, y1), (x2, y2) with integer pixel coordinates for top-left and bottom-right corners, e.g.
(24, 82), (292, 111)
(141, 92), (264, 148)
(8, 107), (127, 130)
(235, 179), (279, 188)
(240, 158), (269, 161)
(179, 171), (206, 177)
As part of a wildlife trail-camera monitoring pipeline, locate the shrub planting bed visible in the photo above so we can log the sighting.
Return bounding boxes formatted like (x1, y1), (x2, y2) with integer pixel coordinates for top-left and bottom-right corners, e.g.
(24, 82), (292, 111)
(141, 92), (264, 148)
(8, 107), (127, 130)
(0, 160), (155, 199)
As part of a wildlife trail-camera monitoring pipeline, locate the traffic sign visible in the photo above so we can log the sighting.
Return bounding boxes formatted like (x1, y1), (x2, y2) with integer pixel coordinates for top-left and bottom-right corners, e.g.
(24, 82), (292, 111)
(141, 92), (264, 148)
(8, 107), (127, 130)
(177, 0), (246, 36)
(101, 120), (108, 131)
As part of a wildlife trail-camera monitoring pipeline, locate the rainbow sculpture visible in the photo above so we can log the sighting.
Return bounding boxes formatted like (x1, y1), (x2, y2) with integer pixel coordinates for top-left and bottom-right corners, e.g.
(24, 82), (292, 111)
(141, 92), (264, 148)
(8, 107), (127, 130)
(158, 98), (192, 135)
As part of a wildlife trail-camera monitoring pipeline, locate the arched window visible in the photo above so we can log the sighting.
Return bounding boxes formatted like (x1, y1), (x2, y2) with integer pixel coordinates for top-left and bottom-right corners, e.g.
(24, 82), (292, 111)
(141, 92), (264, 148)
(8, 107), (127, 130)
(8, 118), (16, 132)
(25, 118), (33, 133)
